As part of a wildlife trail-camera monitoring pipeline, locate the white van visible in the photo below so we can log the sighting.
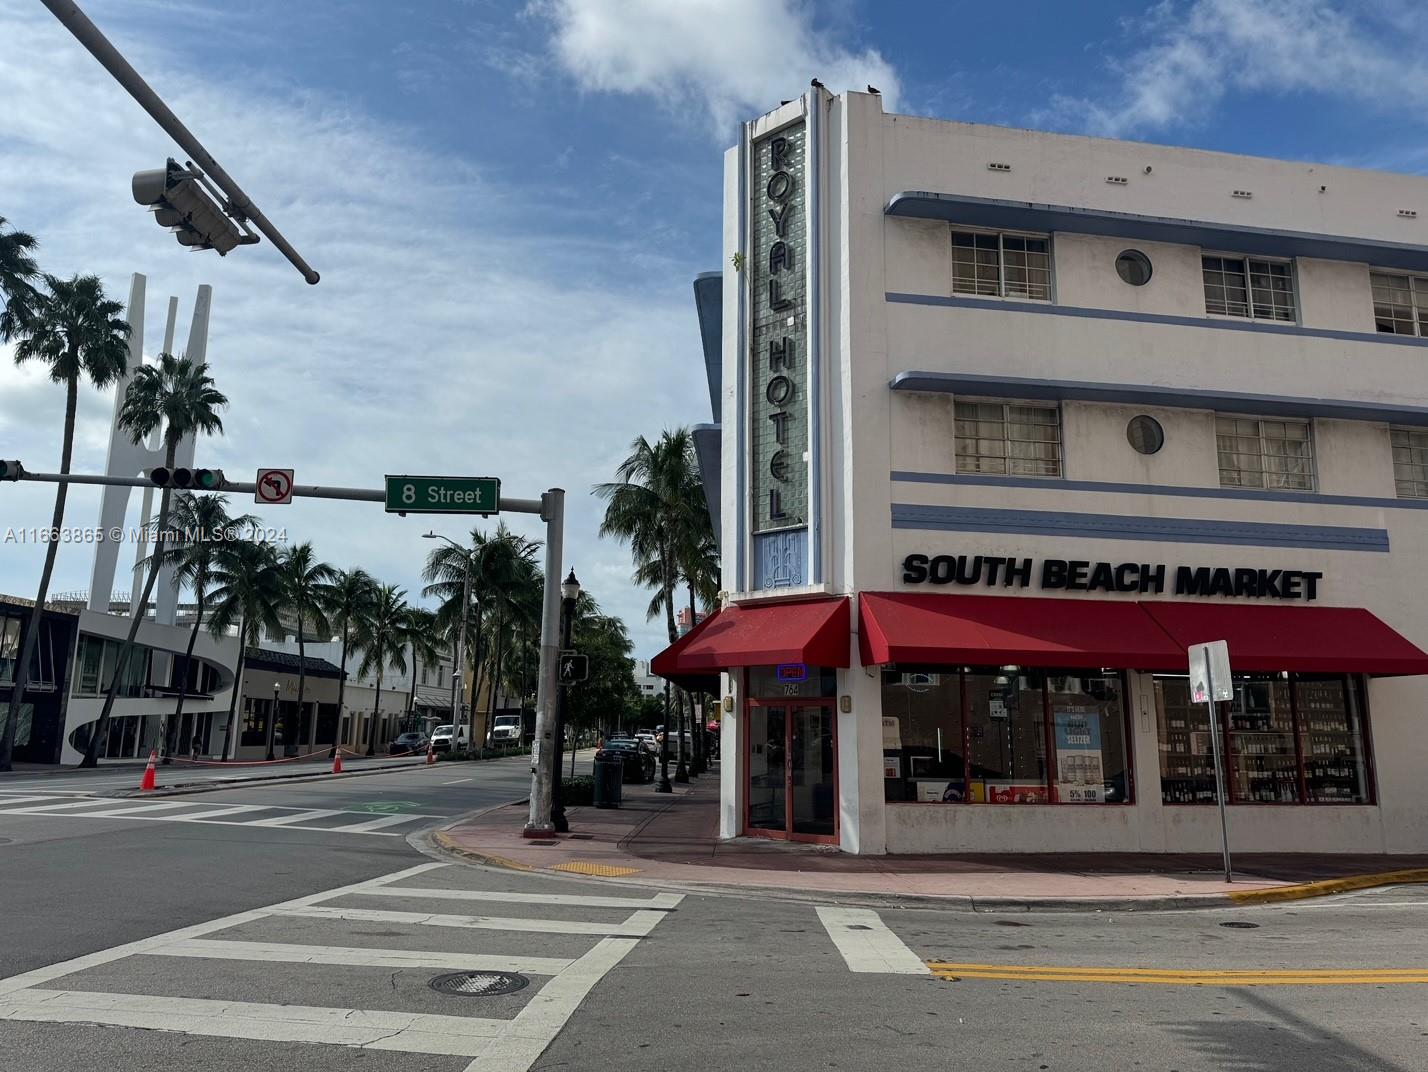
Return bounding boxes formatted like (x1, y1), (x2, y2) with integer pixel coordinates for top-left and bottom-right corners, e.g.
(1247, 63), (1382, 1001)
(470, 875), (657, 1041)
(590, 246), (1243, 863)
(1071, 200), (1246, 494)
(429, 724), (469, 752)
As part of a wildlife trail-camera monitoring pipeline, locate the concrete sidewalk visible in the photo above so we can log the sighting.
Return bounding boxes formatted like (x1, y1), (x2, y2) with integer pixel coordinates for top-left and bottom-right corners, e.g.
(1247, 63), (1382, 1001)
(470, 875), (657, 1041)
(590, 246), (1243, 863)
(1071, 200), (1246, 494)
(437, 769), (1428, 910)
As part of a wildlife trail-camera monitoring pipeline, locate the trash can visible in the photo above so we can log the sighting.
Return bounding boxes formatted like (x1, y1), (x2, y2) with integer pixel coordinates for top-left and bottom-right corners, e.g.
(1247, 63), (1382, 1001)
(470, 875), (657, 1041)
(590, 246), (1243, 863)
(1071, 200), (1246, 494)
(592, 754), (624, 809)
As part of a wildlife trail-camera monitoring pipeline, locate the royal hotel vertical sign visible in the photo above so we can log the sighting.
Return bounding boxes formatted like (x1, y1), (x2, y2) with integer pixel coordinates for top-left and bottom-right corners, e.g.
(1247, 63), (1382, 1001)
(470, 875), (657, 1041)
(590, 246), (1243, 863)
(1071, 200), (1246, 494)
(749, 118), (810, 588)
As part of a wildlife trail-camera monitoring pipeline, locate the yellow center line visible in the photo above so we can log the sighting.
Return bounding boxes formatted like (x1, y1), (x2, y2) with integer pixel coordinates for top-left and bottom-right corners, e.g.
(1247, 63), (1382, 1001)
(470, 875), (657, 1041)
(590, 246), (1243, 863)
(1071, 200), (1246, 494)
(925, 961), (1428, 986)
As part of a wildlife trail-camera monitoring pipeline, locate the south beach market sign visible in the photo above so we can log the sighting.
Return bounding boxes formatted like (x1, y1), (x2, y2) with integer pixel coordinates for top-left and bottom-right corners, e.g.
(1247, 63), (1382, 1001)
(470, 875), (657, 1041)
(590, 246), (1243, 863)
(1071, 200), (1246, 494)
(901, 553), (1323, 600)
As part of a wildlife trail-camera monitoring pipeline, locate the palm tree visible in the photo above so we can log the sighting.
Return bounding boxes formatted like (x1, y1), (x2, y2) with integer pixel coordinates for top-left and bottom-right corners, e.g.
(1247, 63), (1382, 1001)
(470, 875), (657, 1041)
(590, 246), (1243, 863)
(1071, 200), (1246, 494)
(276, 543), (336, 755)
(355, 584), (414, 756)
(144, 493), (256, 762)
(0, 215), (39, 340)
(82, 352), (226, 767)
(207, 539), (283, 760)
(321, 567), (377, 756)
(422, 524), (541, 749)
(595, 429), (704, 786)
(1, 275), (130, 771)
(404, 607), (443, 736)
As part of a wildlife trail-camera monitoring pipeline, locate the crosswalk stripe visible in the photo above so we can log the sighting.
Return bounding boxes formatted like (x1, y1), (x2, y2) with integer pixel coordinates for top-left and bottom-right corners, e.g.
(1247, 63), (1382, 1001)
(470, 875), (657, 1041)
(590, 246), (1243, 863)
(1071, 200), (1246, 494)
(816, 907), (931, 975)
(273, 905), (669, 936)
(472, 937), (640, 1072)
(68, 802), (196, 818)
(0, 795), (65, 808)
(248, 808), (345, 827)
(0, 799), (125, 815)
(149, 939), (575, 975)
(0, 989), (506, 1056)
(0, 861), (447, 998)
(355, 887), (684, 910)
(167, 804), (267, 820)
(323, 813), (420, 833)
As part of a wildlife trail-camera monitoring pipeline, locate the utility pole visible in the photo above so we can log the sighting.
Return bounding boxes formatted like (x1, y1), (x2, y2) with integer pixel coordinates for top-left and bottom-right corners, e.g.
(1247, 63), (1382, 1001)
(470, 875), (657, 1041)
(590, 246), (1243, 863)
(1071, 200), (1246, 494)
(523, 490), (565, 837)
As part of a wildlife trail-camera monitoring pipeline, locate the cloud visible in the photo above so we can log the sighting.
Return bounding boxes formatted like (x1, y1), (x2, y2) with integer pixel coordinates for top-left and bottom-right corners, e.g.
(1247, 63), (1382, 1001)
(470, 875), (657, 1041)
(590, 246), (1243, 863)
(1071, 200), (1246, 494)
(533, 0), (899, 133)
(0, 4), (709, 658)
(1048, 0), (1428, 138)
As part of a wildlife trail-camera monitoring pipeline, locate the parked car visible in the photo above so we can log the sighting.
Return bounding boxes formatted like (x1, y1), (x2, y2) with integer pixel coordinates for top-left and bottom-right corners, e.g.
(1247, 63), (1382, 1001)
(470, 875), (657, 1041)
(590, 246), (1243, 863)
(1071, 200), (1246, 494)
(429, 724), (469, 752)
(595, 739), (655, 783)
(388, 731), (429, 755)
(634, 732), (660, 755)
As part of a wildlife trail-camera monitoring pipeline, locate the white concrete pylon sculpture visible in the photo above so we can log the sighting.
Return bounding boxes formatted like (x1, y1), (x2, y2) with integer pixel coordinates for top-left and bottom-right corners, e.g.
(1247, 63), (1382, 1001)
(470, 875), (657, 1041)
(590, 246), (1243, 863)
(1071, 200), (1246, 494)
(87, 273), (214, 641)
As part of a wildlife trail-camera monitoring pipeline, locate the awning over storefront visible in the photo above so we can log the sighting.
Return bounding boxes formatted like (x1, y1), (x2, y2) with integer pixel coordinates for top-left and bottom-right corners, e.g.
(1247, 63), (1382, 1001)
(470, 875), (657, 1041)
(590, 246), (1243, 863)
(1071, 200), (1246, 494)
(1141, 602), (1428, 675)
(860, 592), (1182, 670)
(650, 609), (724, 693)
(652, 597), (851, 687)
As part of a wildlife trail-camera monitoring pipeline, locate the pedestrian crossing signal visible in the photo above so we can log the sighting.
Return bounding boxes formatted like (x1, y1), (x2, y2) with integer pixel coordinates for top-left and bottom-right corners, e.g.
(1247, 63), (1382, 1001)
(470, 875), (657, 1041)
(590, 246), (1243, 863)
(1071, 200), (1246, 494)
(558, 653), (589, 685)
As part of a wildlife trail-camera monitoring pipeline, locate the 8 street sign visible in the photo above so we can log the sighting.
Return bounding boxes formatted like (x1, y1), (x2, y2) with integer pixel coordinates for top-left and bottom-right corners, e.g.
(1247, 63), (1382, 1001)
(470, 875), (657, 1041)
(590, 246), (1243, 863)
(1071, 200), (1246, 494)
(385, 475), (500, 515)
(558, 652), (588, 685)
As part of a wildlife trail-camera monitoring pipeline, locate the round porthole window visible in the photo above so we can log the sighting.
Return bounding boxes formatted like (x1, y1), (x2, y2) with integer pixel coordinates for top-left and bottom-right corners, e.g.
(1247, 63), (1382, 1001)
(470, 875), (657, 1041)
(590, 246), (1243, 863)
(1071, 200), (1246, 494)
(1115, 249), (1153, 286)
(1127, 415), (1165, 455)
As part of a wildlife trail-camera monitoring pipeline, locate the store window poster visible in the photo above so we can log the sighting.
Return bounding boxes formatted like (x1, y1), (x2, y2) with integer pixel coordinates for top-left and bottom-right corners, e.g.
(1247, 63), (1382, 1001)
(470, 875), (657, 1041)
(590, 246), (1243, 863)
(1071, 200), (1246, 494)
(1054, 708), (1105, 803)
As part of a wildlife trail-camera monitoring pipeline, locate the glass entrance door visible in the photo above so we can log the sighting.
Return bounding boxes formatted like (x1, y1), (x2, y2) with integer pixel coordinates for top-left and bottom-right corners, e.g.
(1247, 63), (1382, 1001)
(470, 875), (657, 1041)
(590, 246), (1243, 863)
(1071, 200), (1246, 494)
(745, 701), (837, 843)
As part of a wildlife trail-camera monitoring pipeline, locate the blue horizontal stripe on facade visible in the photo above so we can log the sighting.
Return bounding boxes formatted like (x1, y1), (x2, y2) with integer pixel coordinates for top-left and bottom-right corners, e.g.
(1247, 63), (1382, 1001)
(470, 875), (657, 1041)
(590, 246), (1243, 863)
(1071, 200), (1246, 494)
(888, 369), (1428, 427)
(890, 503), (1390, 552)
(883, 191), (1428, 274)
(891, 470), (1428, 512)
(885, 291), (1428, 349)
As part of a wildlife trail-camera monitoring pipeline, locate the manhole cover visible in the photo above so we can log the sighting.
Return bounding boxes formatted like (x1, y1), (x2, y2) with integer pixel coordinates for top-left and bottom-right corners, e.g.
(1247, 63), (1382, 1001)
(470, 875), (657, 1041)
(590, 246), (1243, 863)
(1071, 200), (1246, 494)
(429, 971), (530, 997)
(1219, 921), (1260, 929)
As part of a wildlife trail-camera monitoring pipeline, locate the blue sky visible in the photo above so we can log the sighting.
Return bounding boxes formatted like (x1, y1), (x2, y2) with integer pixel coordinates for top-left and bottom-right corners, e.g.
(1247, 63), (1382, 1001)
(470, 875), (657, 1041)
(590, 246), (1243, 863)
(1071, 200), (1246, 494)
(3, 0), (1428, 659)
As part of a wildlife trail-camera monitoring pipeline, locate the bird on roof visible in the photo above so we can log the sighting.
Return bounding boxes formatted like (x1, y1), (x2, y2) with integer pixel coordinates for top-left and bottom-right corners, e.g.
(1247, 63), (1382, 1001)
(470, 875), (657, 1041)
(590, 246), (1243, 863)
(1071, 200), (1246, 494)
(811, 78), (824, 88)
(867, 84), (880, 94)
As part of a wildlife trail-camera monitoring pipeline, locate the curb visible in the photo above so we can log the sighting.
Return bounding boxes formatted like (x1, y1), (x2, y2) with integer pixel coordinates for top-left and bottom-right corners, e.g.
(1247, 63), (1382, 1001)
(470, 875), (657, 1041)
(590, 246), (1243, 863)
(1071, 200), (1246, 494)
(103, 758), (435, 798)
(1224, 867), (1428, 905)
(424, 829), (1428, 912)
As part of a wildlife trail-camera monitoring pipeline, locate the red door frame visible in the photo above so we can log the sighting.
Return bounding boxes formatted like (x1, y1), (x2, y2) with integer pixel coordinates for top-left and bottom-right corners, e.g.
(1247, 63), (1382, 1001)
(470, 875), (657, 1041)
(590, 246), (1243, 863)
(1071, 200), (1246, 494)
(742, 696), (839, 845)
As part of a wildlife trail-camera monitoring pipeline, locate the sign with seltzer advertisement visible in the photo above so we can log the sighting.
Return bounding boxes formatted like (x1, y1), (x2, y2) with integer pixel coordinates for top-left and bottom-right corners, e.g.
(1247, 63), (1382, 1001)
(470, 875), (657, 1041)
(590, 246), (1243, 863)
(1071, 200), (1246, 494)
(1054, 708), (1104, 803)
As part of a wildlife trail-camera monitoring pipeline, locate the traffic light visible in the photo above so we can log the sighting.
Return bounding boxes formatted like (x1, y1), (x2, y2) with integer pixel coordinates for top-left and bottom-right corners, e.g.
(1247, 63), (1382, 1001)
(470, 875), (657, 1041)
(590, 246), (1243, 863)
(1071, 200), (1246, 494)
(132, 159), (254, 256)
(0, 460), (23, 481)
(149, 467), (225, 490)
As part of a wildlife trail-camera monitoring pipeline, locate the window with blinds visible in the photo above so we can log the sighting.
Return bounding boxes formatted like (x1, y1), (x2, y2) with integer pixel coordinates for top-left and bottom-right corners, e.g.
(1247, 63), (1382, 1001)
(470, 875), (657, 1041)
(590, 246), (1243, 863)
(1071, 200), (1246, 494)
(1216, 416), (1314, 491)
(955, 401), (1062, 477)
(1371, 272), (1428, 336)
(1390, 426), (1428, 498)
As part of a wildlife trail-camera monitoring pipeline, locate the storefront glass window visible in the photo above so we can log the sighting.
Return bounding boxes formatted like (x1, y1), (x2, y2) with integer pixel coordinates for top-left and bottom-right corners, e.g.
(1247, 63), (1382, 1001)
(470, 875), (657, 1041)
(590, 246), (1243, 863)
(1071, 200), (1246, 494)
(0, 616), (20, 684)
(1228, 676), (1299, 803)
(747, 665), (837, 698)
(1297, 676), (1371, 804)
(968, 670), (1049, 804)
(881, 668), (1131, 805)
(1154, 674), (1373, 805)
(880, 672), (961, 802)
(1048, 674), (1132, 804)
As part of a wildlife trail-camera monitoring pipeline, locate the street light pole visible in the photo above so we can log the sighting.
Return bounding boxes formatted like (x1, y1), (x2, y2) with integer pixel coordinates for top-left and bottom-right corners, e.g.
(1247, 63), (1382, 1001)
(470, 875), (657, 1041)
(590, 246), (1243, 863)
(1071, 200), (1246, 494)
(523, 489), (565, 838)
(551, 569), (580, 834)
(266, 681), (279, 762)
(656, 680), (674, 794)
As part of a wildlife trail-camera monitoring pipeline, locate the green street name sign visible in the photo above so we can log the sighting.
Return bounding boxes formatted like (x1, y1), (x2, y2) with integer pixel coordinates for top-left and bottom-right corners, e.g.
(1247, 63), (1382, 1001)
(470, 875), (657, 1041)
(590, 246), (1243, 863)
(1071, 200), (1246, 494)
(385, 475), (500, 515)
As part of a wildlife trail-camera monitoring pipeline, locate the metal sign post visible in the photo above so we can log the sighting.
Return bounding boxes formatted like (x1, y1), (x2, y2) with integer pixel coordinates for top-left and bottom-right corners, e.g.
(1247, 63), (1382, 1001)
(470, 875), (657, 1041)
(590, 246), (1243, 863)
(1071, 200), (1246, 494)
(1190, 640), (1234, 883)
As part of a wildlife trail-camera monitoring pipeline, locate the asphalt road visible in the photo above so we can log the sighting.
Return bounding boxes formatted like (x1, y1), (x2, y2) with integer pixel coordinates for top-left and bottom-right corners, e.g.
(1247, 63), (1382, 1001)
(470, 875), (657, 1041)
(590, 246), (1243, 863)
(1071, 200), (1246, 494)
(3, 760), (1428, 1072)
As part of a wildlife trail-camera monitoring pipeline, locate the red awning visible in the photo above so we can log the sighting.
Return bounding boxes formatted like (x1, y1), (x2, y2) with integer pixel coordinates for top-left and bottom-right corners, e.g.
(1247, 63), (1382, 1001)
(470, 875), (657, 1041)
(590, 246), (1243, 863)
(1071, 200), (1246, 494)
(651, 597), (850, 683)
(858, 592), (1184, 670)
(1141, 602), (1428, 675)
(650, 610), (724, 693)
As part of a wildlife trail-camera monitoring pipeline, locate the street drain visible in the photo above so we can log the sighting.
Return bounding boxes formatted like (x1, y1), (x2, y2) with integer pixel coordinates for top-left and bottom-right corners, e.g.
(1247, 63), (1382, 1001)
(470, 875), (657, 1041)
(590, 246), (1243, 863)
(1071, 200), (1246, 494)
(429, 971), (530, 997)
(1219, 921), (1260, 929)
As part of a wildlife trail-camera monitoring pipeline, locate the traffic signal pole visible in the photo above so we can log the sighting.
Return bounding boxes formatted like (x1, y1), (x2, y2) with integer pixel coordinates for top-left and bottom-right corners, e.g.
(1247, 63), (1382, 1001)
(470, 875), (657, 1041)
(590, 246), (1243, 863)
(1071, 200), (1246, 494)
(8, 469), (562, 786)
(40, 0), (320, 285)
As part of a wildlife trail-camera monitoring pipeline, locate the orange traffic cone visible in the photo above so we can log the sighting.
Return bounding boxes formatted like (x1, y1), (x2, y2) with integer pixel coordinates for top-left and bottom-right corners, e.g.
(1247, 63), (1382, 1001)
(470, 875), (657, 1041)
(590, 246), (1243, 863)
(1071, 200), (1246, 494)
(426, 742), (436, 765)
(139, 748), (158, 792)
(332, 752), (343, 774)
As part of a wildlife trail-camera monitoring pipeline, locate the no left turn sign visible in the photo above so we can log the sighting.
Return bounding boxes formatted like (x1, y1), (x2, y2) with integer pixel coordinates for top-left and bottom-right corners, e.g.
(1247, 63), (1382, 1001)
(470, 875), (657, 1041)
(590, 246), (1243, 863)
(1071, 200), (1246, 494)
(255, 468), (295, 505)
